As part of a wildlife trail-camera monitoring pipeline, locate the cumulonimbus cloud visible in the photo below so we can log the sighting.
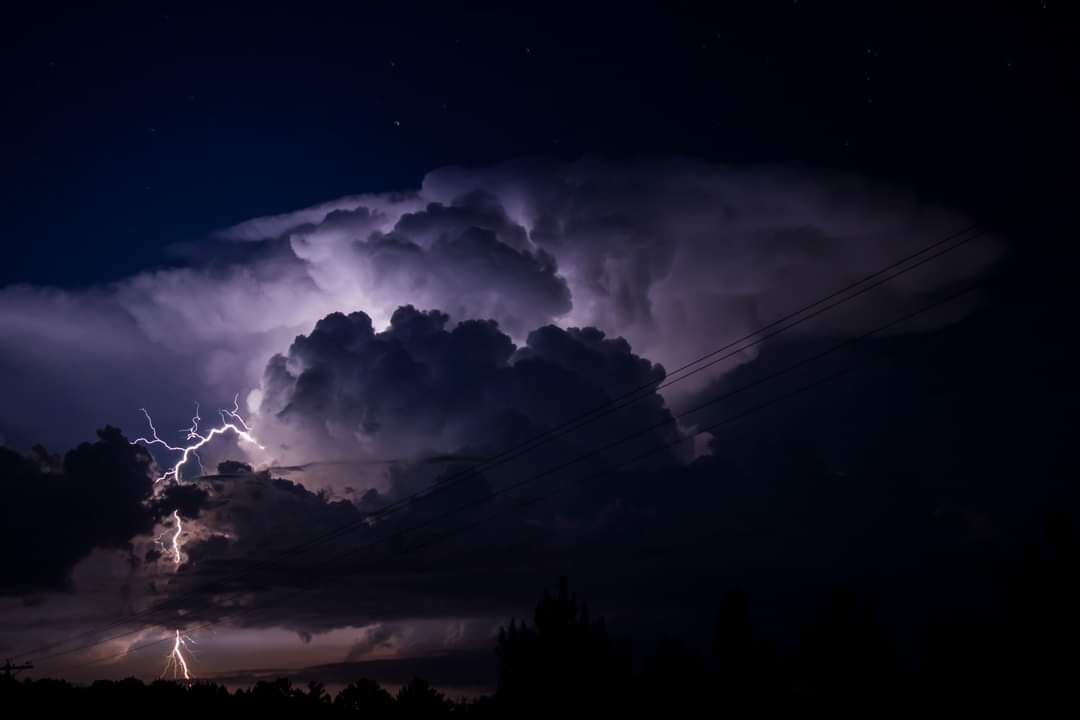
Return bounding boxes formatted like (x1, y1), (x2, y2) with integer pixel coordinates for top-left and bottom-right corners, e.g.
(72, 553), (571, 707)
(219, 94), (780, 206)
(0, 159), (1010, 678)
(0, 158), (1000, 454)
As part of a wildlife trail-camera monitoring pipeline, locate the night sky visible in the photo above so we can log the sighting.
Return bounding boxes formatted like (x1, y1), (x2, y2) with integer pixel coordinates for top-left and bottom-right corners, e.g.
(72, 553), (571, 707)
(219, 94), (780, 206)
(1, 0), (1077, 696)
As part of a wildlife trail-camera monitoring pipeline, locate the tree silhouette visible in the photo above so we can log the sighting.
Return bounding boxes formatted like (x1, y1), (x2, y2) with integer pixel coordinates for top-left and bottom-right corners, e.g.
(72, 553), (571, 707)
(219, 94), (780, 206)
(395, 677), (453, 716)
(496, 576), (630, 714)
(303, 680), (332, 709)
(789, 589), (898, 711)
(712, 589), (777, 710)
(637, 636), (706, 715)
(1002, 511), (1078, 710)
(335, 677), (394, 716)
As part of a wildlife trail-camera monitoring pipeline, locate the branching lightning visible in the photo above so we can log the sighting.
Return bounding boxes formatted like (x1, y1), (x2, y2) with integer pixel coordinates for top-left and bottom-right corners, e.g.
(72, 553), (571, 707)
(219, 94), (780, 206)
(127, 397), (256, 682)
(134, 394), (264, 484)
(133, 395), (259, 678)
(161, 629), (195, 682)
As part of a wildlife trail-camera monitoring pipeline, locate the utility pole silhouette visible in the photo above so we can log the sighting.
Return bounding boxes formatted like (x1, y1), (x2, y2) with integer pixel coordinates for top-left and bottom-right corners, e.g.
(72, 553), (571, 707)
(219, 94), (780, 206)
(2, 660), (33, 677)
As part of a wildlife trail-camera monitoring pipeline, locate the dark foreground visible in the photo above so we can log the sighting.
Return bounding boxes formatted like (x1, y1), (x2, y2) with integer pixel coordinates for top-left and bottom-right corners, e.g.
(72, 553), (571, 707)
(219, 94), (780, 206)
(3, 513), (1077, 717)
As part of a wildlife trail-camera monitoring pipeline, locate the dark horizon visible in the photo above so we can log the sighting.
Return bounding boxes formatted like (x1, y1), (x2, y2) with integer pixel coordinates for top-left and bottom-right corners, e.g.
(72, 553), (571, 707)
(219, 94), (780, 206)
(6, 543), (1079, 713)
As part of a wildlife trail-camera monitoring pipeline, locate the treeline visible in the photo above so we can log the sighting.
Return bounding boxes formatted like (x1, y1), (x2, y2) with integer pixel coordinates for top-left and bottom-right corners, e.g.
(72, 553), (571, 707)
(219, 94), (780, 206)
(2, 514), (1076, 716)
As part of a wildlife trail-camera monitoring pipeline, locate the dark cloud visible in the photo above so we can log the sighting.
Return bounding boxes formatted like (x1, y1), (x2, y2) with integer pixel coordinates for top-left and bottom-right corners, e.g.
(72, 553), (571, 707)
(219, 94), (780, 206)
(145, 308), (681, 633)
(0, 427), (157, 594)
(258, 304), (679, 486)
(156, 483), (211, 519)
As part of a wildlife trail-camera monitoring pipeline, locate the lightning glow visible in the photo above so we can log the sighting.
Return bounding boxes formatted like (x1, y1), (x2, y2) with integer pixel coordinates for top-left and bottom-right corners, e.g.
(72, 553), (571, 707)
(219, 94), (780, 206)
(155, 510), (185, 567)
(133, 394), (264, 484)
(161, 629), (195, 682)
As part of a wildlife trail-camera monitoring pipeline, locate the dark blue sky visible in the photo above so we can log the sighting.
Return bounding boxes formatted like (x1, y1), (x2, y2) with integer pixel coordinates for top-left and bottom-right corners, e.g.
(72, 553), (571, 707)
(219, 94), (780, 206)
(2, 1), (1074, 287)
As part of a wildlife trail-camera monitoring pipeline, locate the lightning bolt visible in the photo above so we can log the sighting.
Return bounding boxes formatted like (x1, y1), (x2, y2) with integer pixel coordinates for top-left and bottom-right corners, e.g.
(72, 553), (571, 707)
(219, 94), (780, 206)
(155, 510), (185, 567)
(161, 629), (195, 682)
(133, 394), (264, 484)
(182, 403), (208, 476)
(134, 396), (254, 681)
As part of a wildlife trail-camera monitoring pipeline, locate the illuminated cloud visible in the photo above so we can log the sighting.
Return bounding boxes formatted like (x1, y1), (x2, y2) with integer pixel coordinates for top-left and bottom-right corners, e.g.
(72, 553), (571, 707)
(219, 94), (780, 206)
(0, 159), (999, 452)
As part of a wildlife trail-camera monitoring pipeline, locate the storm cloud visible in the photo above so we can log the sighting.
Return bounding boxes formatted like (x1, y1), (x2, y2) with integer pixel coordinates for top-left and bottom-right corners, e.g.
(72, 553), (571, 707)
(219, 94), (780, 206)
(0, 158), (1007, 681)
(0, 159), (998, 452)
(132, 306), (682, 633)
(257, 304), (676, 475)
(0, 428), (157, 593)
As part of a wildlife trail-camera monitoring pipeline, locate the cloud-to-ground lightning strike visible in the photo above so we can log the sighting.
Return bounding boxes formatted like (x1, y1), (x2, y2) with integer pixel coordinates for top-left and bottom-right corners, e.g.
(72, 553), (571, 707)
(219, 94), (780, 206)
(133, 394), (264, 484)
(133, 400), (252, 680)
(161, 629), (195, 682)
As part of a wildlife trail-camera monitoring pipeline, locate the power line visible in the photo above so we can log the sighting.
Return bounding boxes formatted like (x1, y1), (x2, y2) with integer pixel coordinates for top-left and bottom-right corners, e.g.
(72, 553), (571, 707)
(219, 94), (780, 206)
(36, 281), (979, 671)
(13, 225), (983, 662)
